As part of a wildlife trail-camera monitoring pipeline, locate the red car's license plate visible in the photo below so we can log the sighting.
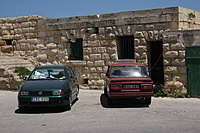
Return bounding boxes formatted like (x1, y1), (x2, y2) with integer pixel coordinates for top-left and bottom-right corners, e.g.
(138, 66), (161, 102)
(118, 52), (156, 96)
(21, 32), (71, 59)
(123, 85), (139, 89)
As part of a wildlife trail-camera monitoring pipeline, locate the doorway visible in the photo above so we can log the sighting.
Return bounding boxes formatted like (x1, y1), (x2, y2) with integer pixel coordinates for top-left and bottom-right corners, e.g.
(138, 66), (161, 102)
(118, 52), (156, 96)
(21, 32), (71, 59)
(149, 41), (164, 85)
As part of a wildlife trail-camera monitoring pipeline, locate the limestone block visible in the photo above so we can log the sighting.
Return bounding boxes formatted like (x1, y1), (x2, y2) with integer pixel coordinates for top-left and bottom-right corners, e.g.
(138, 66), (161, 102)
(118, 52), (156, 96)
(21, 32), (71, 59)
(61, 36), (69, 43)
(102, 53), (110, 60)
(95, 60), (105, 66)
(90, 73), (100, 79)
(14, 34), (22, 39)
(90, 34), (98, 40)
(109, 33), (115, 39)
(140, 38), (146, 44)
(164, 66), (178, 73)
(90, 54), (101, 60)
(164, 59), (171, 65)
(37, 54), (47, 62)
(135, 53), (140, 59)
(163, 43), (170, 50)
(84, 55), (90, 60)
(107, 47), (116, 53)
(134, 38), (140, 45)
(2, 30), (10, 35)
(36, 44), (45, 49)
(87, 61), (94, 66)
(30, 45), (36, 50)
(98, 47), (107, 53)
(110, 40), (116, 46)
(110, 54), (117, 60)
(0, 40), (6, 46)
(136, 46), (146, 52)
(14, 28), (22, 34)
(51, 49), (58, 55)
(96, 80), (105, 86)
(134, 31), (144, 38)
(2, 35), (14, 40)
(171, 43), (185, 50)
(99, 27), (105, 34)
(92, 47), (98, 53)
(27, 39), (39, 44)
(82, 67), (89, 72)
(141, 53), (147, 59)
(1, 46), (13, 52)
(172, 59), (185, 65)
(20, 43), (28, 51)
(100, 40), (109, 46)
(83, 47), (92, 53)
(96, 67), (103, 72)
(22, 28), (30, 33)
(148, 31), (154, 40)
(38, 32), (46, 37)
(163, 51), (178, 58)
(179, 50), (185, 57)
(47, 43), (57, 49)
(90, 67), (97, 72)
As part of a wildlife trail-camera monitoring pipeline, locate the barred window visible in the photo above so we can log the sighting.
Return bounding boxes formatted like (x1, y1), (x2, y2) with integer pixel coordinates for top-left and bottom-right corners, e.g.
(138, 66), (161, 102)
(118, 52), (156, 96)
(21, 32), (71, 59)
(69, 38), (83, 60)
(117, 36), (134, 59)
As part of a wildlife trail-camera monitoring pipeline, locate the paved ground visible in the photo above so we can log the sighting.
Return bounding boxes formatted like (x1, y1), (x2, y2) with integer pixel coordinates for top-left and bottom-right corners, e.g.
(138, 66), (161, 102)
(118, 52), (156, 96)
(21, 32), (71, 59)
(0, 89), (200, 133)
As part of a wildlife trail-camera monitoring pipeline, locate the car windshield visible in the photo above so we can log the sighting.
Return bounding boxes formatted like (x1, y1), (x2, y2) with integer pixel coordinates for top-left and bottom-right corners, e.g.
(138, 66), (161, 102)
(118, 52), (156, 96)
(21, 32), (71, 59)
(28, 68), (66, 80)
(110, 65), (148, 78)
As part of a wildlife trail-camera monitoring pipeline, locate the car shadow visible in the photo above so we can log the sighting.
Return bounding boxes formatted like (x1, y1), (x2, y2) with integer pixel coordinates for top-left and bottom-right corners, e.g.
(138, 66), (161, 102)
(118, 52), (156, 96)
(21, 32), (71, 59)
(100, 94), (150, 108)
(15, 107), (69, 114)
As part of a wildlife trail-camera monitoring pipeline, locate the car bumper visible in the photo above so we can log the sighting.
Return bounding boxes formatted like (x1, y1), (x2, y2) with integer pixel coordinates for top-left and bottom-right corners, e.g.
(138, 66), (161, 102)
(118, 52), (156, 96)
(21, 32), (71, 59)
(109, 92), (153, 99)
(18, 95), (69, 108)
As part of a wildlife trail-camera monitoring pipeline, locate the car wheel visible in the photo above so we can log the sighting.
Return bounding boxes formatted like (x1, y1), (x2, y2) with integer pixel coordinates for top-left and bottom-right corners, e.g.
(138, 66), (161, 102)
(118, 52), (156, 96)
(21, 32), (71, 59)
(104, 87), (108, 96)
(19, 107), (28, 111)
(107, 97), (113, 105)
(65, 94), (72, 111)
(145, 97), (151, 105)
(76, 88), (79, 101)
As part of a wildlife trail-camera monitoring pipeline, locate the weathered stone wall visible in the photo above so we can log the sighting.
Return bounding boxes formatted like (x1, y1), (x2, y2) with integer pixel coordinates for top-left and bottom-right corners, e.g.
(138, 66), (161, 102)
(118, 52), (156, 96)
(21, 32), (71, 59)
(162, 29), (200, 96)
(0, 7), (200, 91)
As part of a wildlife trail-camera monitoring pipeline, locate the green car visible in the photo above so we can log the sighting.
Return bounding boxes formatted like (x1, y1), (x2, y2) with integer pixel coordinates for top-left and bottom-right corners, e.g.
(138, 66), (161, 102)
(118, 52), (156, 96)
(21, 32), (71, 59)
(18, 65), (79, 111)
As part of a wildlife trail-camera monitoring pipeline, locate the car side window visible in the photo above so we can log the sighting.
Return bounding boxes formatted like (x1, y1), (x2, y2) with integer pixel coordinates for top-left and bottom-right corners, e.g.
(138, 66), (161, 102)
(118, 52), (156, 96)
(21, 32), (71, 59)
(68, 67), (75, 78)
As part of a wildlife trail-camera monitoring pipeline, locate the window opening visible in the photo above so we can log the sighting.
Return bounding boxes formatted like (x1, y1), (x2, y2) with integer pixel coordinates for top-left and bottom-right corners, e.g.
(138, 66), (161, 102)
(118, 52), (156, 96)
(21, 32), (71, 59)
(4, 39), (13, 45)
(69, 38), (83, 60)
(117, 36), (134, 59)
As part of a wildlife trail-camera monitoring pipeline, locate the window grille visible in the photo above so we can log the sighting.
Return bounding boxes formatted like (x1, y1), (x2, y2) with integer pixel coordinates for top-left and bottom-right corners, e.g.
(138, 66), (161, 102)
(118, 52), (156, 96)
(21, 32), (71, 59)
(117, 36), (134, 59)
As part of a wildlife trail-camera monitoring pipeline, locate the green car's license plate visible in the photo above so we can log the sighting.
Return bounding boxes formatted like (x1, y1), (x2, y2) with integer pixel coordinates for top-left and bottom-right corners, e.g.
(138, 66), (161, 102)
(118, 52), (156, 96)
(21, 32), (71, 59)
(31, 97), (49, 102)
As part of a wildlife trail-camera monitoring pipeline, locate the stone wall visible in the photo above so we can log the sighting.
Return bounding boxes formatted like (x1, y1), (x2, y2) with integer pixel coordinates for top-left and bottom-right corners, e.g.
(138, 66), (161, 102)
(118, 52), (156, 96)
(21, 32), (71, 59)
(0, 7), (200, 91)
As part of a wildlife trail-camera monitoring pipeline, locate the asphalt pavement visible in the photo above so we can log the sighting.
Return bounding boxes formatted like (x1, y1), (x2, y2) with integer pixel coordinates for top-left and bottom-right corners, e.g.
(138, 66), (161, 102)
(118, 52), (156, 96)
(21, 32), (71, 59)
(0, 89), (200, 133)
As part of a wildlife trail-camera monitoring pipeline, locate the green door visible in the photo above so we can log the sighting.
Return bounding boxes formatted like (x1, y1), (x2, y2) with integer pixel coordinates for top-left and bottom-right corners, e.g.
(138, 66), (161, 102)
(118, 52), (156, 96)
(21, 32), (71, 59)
(186, 46), (200, 97)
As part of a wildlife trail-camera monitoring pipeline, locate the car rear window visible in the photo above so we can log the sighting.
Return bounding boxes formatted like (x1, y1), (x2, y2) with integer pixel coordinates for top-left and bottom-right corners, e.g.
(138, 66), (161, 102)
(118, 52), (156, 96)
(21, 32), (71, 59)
(110, 65), (148, 78)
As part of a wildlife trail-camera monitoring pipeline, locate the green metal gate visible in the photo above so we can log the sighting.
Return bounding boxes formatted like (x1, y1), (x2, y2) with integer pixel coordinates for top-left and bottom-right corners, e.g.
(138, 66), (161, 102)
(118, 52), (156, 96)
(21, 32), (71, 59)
(186, 46), (200, 97)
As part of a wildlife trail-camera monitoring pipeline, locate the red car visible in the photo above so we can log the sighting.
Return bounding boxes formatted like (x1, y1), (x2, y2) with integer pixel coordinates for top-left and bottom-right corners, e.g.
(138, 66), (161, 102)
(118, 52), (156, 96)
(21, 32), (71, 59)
(104, 63), (153, 105)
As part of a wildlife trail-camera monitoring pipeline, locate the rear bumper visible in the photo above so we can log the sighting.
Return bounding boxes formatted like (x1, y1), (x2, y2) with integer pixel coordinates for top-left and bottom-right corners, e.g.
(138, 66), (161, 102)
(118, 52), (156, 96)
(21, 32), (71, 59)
(18, 95), (69, 108)
(109, 92), (153, 99)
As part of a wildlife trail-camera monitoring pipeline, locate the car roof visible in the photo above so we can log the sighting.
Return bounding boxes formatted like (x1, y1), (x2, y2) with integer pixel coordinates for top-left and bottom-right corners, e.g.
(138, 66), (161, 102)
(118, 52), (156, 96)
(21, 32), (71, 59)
(110, 63), (146, 67)
(36, 65), (68, 69)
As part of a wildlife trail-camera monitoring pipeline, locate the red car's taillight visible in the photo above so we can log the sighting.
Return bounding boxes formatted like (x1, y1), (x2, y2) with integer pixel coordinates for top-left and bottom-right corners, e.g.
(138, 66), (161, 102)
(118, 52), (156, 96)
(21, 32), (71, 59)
(110, 84), (122, 91)
(141, 84), (153, 90)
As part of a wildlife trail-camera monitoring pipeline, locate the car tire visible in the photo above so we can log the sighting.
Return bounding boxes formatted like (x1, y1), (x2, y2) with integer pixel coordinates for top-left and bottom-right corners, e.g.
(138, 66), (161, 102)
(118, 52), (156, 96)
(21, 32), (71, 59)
(76, 88), (79, 101)
(107, 97), (113, 105)
(19, 107), (28, 111)
(145, 97), (151, 105)
(65, 94), (72, 111)
(104, 87), (108, 96)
